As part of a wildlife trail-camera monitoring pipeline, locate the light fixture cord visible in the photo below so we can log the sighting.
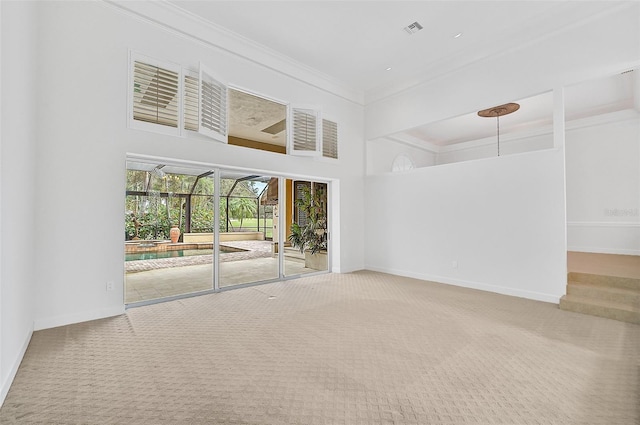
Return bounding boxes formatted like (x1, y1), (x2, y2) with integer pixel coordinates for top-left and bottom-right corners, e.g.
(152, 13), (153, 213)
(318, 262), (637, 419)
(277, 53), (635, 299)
(496, 113), (500, 157)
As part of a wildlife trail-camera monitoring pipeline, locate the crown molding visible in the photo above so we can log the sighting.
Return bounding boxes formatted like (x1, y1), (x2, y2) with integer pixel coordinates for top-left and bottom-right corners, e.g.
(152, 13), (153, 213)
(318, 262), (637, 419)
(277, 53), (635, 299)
(103, 0), (364, 106)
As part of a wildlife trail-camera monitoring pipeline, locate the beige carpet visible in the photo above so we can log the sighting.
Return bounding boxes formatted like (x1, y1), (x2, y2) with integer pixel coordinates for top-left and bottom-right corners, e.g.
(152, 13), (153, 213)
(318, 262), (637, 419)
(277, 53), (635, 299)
(568, 251), (640, 279)
(2, 271), (639, 424)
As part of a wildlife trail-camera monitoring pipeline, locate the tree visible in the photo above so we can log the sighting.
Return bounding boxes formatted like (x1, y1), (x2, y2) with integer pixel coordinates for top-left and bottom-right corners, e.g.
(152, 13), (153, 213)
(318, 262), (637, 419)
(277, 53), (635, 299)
(229, 197), (256, 230)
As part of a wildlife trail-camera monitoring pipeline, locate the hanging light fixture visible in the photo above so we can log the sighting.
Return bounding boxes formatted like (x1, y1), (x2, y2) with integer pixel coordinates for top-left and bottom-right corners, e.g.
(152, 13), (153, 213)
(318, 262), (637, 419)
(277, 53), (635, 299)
(477, 102), (520, 156)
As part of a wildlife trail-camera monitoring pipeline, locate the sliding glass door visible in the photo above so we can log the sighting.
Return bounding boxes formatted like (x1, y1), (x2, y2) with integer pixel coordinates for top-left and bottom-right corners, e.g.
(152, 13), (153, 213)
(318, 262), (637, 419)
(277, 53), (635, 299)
(125, 159), (330, 306)
(125, 161), (215, 304)
(218, 172), (279, 288)
(283, 180), (329, 277)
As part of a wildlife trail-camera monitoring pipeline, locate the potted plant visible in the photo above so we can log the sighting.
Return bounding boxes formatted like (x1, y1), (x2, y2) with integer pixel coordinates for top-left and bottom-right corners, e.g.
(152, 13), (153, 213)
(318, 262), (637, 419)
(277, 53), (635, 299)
(288, 184), (328, 270)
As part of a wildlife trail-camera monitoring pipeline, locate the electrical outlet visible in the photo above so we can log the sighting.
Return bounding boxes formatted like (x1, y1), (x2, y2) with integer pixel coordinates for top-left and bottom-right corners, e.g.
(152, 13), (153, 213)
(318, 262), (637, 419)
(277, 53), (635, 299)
(106, 281), (114, 291)
(452, 261), (458, 269)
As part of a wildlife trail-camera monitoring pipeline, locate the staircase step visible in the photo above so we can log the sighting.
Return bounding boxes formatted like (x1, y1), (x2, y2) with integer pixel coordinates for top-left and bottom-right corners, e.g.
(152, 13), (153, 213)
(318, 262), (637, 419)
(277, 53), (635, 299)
(568, 272), (640, 291)
(559, 295), (640, 324)
(567, 282), (640, 308)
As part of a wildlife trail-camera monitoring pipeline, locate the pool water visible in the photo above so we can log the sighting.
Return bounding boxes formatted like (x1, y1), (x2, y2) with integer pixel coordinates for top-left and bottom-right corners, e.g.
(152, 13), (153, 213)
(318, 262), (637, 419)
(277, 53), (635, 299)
(125, 248), (234, 261)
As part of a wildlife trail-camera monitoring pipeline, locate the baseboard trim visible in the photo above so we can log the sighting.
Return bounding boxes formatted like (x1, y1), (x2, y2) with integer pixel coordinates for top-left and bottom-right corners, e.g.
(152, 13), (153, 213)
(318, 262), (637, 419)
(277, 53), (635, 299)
(567, 221), (640, 228)
(365, 265), (562, 304)
(0, 326), (33, 408)
(334, 265), (364, 274)
(34, 305), (126, 331)
(568, 246), (640, 256)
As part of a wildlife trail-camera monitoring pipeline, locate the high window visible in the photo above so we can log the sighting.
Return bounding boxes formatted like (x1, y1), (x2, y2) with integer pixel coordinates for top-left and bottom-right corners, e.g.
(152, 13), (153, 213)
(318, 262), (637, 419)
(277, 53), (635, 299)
(129, 52), (338, 159)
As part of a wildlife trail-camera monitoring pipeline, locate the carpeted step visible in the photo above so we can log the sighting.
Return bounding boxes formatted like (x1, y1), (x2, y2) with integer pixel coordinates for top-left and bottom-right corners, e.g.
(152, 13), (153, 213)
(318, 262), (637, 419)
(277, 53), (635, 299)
(559, 294), (640, 324)
(566, 282), (640, 308)
(568, 272), (640, 291)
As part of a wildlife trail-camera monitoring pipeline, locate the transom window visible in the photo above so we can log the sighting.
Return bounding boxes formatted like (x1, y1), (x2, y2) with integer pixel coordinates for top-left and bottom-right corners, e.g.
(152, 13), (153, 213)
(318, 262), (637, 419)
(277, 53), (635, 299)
(128, 51), (338, 159)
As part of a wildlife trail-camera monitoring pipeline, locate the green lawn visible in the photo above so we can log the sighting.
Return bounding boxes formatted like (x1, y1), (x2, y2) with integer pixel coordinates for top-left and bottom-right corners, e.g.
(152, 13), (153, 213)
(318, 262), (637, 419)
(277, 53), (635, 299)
(226, 218), (273, 237)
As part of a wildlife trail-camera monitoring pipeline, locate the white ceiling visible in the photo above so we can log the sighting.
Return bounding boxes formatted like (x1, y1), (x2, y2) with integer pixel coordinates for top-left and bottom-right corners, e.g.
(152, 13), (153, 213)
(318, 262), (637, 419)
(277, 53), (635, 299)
(170, 1), (626, 101)
(229, 89), (287, 146)
(165, 1), (637, 147)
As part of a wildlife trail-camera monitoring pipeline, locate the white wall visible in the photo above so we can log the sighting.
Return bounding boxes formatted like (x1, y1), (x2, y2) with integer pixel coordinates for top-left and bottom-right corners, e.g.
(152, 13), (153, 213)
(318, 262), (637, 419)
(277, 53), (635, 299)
(436, 132), (553, 166)
(365, 149), (567, 303)
(362, 3), (639, 304)
(566, 114), (640, 255)
(366, 138), (435, 175)
(32, 1), (365, 330)
(0, 1), (38, 405)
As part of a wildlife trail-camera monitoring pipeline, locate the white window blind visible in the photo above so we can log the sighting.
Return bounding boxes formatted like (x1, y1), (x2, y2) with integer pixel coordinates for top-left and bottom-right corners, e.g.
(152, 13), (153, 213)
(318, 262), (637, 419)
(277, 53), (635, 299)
(132, 61), (179, 128)
(184, 73), (199, 132)
(199, 63), (227, 142)
(290, 106), (321, 156)
(322, 119), (338, 159)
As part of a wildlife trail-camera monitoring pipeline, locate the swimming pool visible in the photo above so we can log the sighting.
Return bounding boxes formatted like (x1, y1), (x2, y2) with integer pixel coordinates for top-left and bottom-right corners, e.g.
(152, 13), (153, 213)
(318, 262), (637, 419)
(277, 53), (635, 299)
(125, 248), (236, 261)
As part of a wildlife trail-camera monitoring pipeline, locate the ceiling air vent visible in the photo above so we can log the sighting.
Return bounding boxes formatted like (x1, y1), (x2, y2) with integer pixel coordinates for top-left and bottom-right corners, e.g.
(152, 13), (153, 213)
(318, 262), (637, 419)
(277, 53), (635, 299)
(403, 21), (423, 35)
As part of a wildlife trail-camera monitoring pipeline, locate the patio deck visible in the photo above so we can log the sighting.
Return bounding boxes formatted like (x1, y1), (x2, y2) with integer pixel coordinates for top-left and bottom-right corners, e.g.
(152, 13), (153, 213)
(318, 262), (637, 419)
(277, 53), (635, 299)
(125, 240), (320, 303)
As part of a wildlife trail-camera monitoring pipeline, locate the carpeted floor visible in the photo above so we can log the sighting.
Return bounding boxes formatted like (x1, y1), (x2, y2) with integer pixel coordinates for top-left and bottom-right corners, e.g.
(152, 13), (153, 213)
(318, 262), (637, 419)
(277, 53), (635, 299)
(1, 271), (639, 424)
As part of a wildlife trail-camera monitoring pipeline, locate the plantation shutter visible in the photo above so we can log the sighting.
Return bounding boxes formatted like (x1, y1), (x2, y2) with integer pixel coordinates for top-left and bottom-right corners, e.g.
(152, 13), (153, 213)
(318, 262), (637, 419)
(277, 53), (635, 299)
(322, 119), (338, 159)
(132, 61), (179, 128)
(198, 63), (227, 142)
(289, 106), (321, 156)
(184, 72), (199, 132)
